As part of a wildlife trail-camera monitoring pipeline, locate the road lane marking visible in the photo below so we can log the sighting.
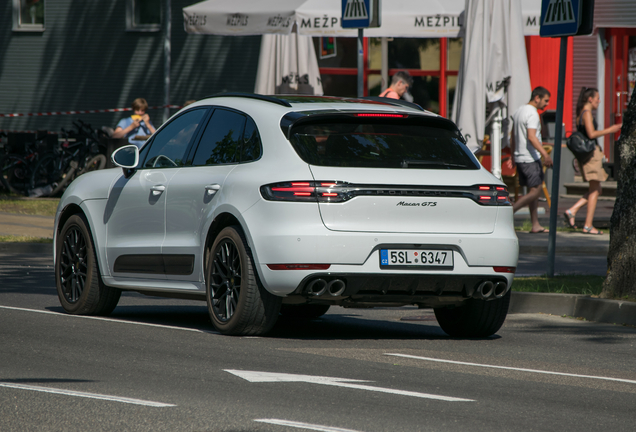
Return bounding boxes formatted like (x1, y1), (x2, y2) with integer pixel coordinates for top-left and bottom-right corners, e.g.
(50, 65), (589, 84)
(226, 370), (473, 402)
(255, 419), (363, 432)
(385, 353), (636, 385)
(0, 382), (176, 407)
(0, 305), (211, 334)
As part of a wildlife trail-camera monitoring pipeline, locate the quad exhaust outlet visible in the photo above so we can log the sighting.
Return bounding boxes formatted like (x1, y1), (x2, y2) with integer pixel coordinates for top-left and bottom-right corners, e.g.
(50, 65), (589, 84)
(473, 280), (509, 300)
(306, 279), (346, 297)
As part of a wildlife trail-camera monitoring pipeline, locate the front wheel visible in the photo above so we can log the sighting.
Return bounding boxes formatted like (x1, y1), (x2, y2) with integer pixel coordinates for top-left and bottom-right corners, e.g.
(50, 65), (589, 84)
(56, 214), (121, 315)
(205, 226), (281, 335)
(434, 290), (510, 338)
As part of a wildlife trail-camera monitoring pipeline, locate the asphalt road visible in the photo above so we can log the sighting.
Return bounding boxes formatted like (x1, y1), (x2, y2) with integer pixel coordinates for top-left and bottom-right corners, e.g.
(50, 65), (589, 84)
(1, 253), (635, 432)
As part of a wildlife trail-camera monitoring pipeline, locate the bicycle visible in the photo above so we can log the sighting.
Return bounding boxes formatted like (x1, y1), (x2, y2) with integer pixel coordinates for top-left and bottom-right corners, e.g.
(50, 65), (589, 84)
(29, 121), (107, 197)
(1, 131), (50, 195)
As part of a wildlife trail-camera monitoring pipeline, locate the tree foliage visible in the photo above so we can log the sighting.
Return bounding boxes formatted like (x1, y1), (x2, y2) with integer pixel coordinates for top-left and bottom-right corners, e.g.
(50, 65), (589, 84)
(602, 92), (636, 299)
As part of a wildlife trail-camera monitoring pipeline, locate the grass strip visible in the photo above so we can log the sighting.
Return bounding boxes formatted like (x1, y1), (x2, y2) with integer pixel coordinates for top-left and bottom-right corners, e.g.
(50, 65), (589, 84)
(0, 197), (59, 216)
(0, 235), (53, 243)
(513, 275), (604, 296)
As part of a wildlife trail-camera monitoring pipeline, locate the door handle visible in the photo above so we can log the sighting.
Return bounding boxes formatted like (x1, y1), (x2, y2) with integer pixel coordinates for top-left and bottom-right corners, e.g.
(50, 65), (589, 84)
(205, 184), (221, 195)
(150, 185), (166, 195)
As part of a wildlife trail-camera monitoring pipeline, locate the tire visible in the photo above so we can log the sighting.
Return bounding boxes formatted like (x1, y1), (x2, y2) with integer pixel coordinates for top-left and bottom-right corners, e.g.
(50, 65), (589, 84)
(56, 214), (121, 315)
(205, 226), (281, 335)
(434, 290), (510, 338)
(280, 304), (330, 320)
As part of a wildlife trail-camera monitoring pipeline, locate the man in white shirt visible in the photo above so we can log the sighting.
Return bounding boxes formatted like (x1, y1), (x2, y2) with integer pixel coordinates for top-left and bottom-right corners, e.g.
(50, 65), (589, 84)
(507, 87), (553, 233)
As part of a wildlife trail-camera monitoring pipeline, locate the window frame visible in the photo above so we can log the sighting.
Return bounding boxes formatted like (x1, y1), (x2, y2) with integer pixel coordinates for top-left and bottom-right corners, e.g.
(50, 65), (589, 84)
(12, 0), (45, 32)
(126, 0), (162, 32)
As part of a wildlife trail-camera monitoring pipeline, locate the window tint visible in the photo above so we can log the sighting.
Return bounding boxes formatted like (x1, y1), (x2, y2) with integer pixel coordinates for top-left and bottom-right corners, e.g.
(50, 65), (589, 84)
(289, 118), (479, 170)
(192, 109), (246, 166)
(241, 117), (262, 162)
(143, 109), (206, 169)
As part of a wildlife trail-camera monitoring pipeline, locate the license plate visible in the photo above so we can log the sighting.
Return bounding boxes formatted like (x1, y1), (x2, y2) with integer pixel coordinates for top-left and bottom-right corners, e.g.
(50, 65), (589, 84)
(380, 249), (453, 269)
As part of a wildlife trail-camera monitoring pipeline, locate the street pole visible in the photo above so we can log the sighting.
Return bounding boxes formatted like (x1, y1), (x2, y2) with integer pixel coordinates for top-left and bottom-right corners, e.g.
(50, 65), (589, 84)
(357, 28), (364, 97)
(163, 0), (171, 124)
(547, 36), (568, 277)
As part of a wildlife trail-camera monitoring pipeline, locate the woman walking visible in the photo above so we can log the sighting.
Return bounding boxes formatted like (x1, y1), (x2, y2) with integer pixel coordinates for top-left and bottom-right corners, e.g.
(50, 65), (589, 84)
(563, 87), (622, 234)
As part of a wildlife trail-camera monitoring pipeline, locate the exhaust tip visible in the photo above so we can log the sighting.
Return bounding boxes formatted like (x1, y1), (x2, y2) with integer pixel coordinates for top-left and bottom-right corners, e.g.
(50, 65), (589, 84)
(327, 279), (346, 297)
(306, 279), (327, 296)
(494, 281), (508, 298)
(474, 281), (495, 299)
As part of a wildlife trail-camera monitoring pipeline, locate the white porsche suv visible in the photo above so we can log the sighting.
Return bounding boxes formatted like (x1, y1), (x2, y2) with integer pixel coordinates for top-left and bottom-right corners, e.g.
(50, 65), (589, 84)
(53, 94), (518, 337)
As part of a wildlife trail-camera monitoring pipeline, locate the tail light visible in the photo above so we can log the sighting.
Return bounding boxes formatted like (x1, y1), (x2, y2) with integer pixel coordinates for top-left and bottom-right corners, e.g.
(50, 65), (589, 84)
(261, 181), (349, 203)
(474, 185), (510, 206)
(493, 266), (516, 273)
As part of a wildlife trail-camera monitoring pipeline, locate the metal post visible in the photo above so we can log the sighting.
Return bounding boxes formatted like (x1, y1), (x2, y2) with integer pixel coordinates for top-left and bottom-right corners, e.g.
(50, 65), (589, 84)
(357, 28), (364, 97)
(381, 37), (388, 90)
(547, 36), (568, 277)
(163, 0), (171, 124)
(491, 107), (502, 180)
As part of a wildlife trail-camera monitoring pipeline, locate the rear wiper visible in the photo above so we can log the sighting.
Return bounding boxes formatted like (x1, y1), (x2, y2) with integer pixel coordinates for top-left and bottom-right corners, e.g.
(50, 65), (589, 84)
(401, 159), (470, 168)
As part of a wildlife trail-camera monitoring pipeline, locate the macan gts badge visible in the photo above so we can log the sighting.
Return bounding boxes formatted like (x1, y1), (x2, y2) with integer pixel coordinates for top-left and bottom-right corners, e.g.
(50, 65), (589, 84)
(53, 93), (519, 337)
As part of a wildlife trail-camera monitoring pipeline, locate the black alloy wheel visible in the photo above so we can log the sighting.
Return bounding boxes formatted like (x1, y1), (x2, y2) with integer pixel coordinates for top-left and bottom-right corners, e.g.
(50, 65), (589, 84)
(59, 225), (89, 304)
(209, 238), (242, 322)
(56, 214), (121, 315)
(206, 226), (281, 335)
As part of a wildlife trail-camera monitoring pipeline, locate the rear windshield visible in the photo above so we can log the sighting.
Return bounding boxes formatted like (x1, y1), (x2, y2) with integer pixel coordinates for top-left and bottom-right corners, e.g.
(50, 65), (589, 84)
(288, 118), (480, 169)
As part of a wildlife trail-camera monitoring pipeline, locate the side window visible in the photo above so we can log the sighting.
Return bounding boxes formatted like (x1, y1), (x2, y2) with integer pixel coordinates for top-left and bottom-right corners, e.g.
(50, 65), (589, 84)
(143, 109), (206, 169)
(241, 117), (262, 163)
(192, 109), (246, 166)
(13, 0), (45, 32)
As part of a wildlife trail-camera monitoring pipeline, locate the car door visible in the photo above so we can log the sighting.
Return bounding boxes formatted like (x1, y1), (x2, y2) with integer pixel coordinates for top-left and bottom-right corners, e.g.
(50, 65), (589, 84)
(163, 108), (253, 283)
(105, 108), (209, 279)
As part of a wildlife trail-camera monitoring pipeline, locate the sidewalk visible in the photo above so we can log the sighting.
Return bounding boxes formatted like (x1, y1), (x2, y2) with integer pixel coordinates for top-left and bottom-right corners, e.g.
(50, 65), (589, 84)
(0, 200), (630, 328)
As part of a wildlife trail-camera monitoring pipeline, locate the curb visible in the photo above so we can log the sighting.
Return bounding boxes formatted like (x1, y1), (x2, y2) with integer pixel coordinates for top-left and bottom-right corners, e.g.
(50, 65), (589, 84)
(0, 242), (53, 255)
(510, 292), (636, 327)
(518, 245), (609, 255)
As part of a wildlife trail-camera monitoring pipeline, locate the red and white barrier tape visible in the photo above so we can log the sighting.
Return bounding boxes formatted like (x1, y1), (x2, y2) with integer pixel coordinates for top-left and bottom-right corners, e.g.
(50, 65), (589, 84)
(0, 105), (182, 118)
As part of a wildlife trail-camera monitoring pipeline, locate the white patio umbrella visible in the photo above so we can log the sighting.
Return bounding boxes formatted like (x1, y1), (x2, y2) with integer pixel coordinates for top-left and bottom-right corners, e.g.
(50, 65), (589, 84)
(254, 33), (324, 95)
(183, 0), (541, 37)
(451, 0), (532, 180)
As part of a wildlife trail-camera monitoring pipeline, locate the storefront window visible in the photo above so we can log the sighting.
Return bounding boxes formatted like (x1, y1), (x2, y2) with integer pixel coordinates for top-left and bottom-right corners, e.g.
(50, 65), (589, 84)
(13, 0), (44, 31)
(127, 0), (161, 31)
(315, 36), (461, 117)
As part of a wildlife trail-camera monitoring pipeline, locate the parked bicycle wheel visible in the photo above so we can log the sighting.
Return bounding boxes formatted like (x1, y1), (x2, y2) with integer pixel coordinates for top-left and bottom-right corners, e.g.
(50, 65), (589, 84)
(1, 154), (31, 195)
(77, 153), (106, 176)
(29, 153), (61, 197)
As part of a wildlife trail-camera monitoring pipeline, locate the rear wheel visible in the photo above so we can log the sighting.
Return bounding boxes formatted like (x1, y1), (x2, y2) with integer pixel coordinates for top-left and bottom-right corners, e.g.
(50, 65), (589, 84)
(280, 304), (330, 320)
(56, 214), (121, 315)
(434, 290), (510, 338)
(206, 226), (281, 335)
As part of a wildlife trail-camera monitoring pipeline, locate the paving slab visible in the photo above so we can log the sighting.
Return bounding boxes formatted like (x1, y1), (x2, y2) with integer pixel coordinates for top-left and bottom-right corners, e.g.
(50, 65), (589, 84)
(0, 212), (54, 239)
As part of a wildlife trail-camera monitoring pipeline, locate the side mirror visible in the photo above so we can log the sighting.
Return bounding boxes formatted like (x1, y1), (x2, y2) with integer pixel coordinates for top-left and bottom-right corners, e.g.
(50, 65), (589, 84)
(111, 145), (139, 178)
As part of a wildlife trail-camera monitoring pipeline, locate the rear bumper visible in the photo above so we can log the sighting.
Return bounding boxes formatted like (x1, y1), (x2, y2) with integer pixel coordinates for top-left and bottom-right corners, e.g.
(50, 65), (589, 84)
(243, 199), (518, 299)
